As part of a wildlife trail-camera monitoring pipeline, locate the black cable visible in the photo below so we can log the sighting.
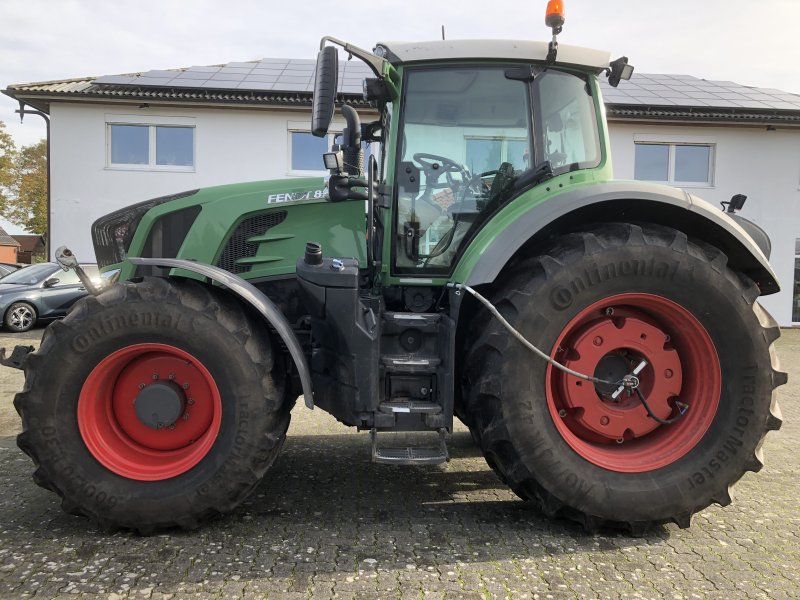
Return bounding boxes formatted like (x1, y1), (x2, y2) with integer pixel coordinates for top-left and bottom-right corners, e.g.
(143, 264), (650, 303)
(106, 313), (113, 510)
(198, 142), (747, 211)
(635, 388), (688, 425)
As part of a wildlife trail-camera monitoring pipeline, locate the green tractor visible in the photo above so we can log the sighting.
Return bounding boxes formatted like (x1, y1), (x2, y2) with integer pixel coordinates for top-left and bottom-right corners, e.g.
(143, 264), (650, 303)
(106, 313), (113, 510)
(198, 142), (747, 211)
(8, 6), (785, 533)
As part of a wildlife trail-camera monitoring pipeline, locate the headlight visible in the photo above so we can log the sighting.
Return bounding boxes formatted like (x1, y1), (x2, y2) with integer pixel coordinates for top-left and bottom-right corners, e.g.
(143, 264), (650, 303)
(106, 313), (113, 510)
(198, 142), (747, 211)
(91, 189), (199, 268)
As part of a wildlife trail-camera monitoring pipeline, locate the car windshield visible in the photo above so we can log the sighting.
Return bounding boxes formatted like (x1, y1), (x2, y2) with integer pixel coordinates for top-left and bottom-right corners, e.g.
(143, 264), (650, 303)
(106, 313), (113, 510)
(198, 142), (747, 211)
(0, 264), (57, 285)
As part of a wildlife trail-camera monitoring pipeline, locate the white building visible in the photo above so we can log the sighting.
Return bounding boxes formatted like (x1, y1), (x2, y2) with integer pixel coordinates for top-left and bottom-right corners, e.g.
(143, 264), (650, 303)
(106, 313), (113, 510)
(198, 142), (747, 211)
(3, 57), (800, 325)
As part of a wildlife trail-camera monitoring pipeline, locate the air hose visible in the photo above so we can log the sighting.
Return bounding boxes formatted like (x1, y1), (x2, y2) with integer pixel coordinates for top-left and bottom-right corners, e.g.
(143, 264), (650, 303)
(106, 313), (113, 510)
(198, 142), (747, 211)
(447, 282), (688, 423)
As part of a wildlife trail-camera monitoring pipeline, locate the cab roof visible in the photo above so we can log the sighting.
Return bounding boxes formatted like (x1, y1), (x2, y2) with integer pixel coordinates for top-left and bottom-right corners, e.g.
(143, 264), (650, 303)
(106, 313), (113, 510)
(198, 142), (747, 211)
(376, 39), (611, 72)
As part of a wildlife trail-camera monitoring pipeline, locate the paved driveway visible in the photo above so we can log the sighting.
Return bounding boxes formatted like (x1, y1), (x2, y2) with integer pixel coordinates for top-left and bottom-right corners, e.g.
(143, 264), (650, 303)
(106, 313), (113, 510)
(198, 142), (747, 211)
(0, 325), (797, 599)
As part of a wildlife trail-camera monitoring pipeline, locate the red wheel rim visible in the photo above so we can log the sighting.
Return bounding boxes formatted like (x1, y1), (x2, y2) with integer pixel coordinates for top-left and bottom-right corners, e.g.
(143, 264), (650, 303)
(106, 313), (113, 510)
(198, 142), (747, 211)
(78, 343), (222, 481)
(546, 293), (721, 473)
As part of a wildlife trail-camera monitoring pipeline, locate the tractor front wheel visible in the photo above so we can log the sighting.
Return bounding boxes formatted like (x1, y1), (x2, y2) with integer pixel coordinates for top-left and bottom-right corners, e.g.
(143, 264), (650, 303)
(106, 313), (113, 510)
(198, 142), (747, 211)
(14, 277), (291, 532)
(463, 223), (784, 531)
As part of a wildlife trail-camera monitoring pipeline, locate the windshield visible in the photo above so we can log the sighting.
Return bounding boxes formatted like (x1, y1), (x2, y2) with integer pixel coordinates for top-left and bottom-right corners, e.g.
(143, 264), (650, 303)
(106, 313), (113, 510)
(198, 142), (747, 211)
(0, 263), (57, 285)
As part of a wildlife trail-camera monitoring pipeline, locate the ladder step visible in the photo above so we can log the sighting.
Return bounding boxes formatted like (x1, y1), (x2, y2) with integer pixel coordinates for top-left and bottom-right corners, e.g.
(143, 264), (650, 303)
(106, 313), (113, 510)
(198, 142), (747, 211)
(373, 447), (448, 465)
(378, 401), (442, 414)
(381, 356), (441, 372)
(371, 428), (449, 466)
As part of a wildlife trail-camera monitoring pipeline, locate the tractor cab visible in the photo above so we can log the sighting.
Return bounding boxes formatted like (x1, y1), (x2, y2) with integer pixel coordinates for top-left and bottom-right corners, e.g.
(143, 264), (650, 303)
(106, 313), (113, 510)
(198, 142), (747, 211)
(310, 33), (629, 281)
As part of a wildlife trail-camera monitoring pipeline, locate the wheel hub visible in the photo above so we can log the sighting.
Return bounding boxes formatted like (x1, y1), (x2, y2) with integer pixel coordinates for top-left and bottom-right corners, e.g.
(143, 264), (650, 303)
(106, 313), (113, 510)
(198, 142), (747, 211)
(78, 344), (222, 480)
(546, 293), (721, 473)
(558, 315), (682, 440)
(134, 381), (186, 429)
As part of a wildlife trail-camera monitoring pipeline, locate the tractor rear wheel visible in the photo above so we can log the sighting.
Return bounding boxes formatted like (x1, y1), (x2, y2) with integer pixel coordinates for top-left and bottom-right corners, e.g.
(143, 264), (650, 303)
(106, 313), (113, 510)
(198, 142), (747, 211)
(14, 277), (291, 532)
(463, 223), (785, 531)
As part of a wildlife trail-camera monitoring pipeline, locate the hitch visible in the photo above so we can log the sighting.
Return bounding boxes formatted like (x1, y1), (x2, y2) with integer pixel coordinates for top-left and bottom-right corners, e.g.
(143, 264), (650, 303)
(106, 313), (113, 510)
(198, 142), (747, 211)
(54, 246), (100, 295)
(0, 345), (34, 370)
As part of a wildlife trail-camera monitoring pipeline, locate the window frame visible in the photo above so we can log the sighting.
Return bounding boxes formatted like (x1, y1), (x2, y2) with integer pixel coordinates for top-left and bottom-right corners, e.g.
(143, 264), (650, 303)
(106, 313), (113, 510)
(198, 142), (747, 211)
(633, 141), (716, 188)
(287, 128), (338, 176)
(106, 116), (196, 172)
(793, 238), (800, 325)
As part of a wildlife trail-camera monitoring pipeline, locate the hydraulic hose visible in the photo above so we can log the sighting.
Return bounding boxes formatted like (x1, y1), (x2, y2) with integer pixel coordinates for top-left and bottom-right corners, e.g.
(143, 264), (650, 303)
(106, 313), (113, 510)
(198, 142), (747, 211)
(448, 282), (690, 424)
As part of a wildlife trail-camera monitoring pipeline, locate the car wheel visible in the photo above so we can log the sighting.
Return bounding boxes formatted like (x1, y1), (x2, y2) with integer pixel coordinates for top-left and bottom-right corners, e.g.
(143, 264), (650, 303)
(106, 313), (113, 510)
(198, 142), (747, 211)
(5, 302), (37, 332)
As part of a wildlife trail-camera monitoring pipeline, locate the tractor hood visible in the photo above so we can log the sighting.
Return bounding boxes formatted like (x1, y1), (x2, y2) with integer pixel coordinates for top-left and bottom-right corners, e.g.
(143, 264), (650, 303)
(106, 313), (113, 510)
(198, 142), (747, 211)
(94, 177), (368, 283)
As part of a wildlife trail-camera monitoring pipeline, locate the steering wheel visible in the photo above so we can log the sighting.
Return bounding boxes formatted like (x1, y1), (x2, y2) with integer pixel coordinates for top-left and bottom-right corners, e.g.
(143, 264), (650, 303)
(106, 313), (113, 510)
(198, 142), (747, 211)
(413, 152), (467, 175)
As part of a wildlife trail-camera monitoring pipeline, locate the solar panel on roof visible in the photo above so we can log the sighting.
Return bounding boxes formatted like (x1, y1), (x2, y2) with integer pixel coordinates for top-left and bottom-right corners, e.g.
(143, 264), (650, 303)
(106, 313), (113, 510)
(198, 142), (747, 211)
(88, 57), (800, 111)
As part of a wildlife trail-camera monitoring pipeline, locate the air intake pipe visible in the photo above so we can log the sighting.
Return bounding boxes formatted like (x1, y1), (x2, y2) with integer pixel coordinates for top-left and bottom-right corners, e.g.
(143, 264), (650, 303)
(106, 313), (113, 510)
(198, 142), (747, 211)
(341, 104), (364, 177)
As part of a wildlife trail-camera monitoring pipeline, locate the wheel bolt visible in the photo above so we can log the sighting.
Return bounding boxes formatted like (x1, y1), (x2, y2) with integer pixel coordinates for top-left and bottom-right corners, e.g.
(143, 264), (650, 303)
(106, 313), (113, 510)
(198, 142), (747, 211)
(664, 369), (673, 379)
(182, 383), (190, 390)
(593, 336), (603, 346)
(168, 373), (176, 380)
(605, 307), (615, 316)
(138, 383), (145, 390)
(558, 409), (567, 418)
(152, 373), (158, 380)
(182, 413), (190, 421)
(600, 416), (609, 426)
(168, 424), (176, 430)
(187, 398), (195, 405)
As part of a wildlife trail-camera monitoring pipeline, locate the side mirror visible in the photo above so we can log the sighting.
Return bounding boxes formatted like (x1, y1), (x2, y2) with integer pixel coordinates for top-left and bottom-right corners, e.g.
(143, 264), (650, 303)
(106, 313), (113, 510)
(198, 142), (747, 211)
(311, 46), (339, 137)
(43, 278), (59, 288)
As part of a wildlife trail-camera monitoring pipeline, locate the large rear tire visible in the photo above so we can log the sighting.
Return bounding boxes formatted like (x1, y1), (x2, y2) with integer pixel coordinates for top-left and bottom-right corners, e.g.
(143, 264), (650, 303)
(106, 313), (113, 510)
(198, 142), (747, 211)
(463, 223), (785, 531)
(14, 277), (291, 532)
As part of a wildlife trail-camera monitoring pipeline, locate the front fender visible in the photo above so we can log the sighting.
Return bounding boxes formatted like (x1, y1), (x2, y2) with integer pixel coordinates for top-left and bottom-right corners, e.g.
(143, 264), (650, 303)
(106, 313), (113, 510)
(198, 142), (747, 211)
(128, 257), (314, 408)
(457, 181), (779, 295)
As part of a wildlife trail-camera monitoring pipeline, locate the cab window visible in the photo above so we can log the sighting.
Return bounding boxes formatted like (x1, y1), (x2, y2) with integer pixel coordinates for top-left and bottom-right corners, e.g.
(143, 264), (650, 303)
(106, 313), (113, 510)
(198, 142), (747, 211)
(395, 67), (532, 273)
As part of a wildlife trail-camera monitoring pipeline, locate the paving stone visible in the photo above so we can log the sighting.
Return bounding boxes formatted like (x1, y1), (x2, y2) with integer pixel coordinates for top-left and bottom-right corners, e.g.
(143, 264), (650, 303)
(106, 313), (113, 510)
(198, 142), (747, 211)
(0, 327), (798, 599)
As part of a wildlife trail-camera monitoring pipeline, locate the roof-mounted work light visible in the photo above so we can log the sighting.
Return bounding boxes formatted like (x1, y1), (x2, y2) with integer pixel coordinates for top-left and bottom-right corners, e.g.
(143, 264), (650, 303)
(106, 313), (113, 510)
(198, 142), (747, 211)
(545, 0), (565, 63)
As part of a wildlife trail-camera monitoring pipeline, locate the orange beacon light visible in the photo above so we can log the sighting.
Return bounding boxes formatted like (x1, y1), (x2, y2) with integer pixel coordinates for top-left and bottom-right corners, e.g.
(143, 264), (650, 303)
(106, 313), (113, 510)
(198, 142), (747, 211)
(545, 0), (565, 31)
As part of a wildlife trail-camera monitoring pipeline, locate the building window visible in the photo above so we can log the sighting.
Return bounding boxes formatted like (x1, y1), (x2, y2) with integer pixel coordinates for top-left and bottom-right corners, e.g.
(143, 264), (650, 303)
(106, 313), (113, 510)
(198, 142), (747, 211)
(290, 131), (331, 173)
(466, 137), (530, 173)
(289, 129), (377, 176)
(634, 142), (714, 186)
(793, 238), (800, 323)
(108, 124), (195, 169)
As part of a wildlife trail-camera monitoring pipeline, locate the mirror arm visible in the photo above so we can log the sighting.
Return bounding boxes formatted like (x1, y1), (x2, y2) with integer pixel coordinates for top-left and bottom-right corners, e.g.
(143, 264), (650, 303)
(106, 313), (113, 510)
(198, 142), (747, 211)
(319, 36), (386, 78)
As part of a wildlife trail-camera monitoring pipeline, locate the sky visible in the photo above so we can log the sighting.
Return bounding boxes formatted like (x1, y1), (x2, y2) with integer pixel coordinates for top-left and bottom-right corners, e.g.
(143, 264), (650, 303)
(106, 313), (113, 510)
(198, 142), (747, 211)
(0, 0), (799, 233)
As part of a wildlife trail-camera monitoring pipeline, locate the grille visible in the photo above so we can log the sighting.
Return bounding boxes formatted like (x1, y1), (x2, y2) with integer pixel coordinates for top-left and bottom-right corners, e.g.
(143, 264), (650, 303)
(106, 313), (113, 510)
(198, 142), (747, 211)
(216, 211), (287, 274)
(91, 189), (198, 267)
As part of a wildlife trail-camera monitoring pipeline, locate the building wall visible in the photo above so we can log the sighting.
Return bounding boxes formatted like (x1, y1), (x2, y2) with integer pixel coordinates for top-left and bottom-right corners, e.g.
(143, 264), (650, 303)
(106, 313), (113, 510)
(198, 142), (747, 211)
(48, 102), (800, 325)
(49, 102), (359, 259)
(608, 123), (800, 325)
(0, 247), (17, 263)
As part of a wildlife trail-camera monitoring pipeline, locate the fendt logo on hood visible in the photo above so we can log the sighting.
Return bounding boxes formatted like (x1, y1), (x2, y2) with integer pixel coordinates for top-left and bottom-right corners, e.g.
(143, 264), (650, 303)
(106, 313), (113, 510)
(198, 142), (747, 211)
(267, 188), (327, 204)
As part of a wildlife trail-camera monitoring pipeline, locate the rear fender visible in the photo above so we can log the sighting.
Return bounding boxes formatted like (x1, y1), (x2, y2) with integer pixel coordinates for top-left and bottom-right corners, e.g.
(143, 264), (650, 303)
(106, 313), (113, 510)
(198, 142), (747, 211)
(461, 181), (779, 295)
(128, 257), (314, 408)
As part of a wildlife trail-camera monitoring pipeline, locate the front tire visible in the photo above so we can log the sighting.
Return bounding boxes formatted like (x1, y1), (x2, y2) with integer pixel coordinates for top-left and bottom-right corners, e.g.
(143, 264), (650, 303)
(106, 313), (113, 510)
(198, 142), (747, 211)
(14, 278), (291, 532)
(463, 223), (785, 531)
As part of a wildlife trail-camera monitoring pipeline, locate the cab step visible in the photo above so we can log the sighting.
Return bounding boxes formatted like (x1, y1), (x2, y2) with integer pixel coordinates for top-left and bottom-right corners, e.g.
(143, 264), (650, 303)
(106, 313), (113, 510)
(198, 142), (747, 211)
(370, 428), (449, 465)
(378, 401), (442, 414)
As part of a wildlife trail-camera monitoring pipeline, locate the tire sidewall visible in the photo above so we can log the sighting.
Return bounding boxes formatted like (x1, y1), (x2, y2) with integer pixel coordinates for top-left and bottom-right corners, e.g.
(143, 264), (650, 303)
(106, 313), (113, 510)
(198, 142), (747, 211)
(499, 241), (774, 522)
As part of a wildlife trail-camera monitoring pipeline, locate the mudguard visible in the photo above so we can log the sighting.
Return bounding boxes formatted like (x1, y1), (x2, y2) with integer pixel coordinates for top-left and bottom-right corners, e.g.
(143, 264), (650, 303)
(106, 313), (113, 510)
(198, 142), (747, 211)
(128, 257), (315, 408)
(464, 181), (779, 294)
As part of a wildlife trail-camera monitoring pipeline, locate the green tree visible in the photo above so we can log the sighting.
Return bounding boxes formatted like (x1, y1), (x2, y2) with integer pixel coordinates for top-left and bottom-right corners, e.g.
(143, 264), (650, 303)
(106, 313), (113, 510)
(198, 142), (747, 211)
(0, 121), (16, 209)
(6, 139), (47, 235)
(0, 122), (47, 236)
